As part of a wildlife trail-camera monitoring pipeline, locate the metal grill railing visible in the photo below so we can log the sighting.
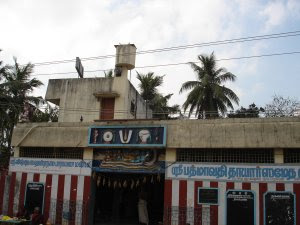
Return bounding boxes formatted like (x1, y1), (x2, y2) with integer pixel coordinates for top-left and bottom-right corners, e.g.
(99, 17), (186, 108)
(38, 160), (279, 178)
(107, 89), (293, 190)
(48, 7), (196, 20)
(163, 206), (217, 225)
(177, 149), (274, 164)
(20, 147), (83, 159)
(49, 199), (89, 225)
(284, 149), (300, 163)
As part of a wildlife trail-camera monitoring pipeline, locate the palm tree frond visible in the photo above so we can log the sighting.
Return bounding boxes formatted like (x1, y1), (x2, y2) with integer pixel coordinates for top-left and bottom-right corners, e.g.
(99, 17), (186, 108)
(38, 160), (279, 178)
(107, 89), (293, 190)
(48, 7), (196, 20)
(180, 52), (239, 119)
(179, 81), (201, 93)
(217, 72), (236, 83)
(221, 86), (240, 105)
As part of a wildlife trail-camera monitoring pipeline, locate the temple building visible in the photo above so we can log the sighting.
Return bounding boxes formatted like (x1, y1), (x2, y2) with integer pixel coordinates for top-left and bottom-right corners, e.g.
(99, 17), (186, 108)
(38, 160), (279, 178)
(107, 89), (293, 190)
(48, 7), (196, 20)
(0, 44), (300, 225)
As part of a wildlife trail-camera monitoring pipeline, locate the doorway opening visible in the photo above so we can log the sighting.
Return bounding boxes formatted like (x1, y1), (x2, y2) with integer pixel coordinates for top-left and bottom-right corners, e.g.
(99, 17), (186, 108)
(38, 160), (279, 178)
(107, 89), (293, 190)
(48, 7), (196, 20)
(93, 172), (165, 225)
(100, 98), (115, 120)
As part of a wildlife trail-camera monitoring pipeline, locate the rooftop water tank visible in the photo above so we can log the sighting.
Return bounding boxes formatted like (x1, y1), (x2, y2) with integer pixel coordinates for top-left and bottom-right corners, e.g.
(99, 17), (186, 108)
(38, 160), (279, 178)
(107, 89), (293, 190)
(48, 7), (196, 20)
(115, 44), (136, 70)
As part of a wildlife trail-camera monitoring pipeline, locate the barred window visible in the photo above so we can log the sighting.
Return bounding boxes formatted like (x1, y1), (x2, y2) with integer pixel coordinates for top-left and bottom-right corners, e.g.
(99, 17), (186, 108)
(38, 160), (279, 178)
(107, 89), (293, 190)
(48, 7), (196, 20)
(177, 149), (274, 163)
(20, 147), (83, 159)
(284, 149), (300, 163)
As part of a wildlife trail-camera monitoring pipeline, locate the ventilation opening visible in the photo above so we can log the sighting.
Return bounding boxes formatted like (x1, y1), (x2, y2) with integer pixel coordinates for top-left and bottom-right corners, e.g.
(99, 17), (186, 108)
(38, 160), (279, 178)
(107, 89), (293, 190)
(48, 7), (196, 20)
(176, 148), (274, 163)
(19, 147), (83, 159)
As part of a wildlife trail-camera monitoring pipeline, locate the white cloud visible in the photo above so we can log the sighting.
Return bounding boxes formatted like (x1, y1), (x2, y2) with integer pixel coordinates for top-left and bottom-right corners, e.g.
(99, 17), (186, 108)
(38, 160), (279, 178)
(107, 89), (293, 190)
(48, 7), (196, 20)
(260, 0), (300, 31)
(287, 0), (300, 16)
(235, 0), (261, 15)
(0, 0), (299, 109)
(261, 1), (287, 30)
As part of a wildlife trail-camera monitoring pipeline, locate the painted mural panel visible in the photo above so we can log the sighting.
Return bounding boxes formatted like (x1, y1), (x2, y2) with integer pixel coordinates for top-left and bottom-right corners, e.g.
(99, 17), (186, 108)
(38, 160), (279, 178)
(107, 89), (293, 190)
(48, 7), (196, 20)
(93, 149), (165, 173)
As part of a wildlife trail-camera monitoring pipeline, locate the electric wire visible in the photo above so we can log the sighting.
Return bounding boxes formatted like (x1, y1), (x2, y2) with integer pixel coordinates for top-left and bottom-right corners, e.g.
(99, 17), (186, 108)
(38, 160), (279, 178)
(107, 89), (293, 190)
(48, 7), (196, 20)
(30, 50), (300, 77)
(30, 30), (300, 66)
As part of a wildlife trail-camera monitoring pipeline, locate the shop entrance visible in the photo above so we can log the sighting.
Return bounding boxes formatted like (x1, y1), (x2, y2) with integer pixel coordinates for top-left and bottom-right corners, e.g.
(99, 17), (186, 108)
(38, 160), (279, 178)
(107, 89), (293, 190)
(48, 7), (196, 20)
(93, 172), (165, 225)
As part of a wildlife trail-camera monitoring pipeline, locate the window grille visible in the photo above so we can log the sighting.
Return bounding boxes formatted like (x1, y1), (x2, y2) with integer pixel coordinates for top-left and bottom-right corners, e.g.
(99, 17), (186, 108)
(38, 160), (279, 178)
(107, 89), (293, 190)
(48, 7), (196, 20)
(284, 149), (300, 163)
(176, 149), (274, 163)
(20, 147), (83, 159)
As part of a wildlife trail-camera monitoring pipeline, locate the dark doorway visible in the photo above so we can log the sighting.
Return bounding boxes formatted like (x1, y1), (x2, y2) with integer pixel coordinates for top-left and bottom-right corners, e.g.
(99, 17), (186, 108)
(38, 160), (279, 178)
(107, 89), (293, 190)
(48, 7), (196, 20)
(93, 172), (164, 225)
(100, 98), (115, 120)
(226, 190), (255, 225)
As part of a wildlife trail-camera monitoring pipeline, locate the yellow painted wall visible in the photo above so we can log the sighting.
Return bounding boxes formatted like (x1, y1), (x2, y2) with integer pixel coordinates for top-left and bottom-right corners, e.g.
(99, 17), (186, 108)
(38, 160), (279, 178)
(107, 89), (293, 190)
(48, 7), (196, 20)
(13, 147), (20, 157)
(166, 148), (176, 162)
(84, 148), (93, 160)
(274, 148), (284, 163)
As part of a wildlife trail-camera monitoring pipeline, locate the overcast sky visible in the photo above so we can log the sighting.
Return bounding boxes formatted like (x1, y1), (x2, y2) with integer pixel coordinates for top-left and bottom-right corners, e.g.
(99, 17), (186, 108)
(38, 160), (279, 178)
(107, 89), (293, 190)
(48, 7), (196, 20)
(0, 0), (299, 110)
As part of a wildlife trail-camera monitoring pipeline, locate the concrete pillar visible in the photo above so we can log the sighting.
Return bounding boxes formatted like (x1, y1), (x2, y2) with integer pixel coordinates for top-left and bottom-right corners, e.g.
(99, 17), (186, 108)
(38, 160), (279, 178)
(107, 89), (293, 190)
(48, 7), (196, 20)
(14, 147), (20, 157)
(166, 148), (176, 162)
(274, 148), (284, 163)
(83, 148), (93, 160)
(112, 68), (130, 119)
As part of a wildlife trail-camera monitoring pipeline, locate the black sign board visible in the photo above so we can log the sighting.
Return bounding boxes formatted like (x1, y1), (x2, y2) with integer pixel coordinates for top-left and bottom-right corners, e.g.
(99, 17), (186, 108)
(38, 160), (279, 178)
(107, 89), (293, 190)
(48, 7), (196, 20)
(226, 190), (254, 225)
(198, 188), (218, 204)
(88, 126), (166, 147)
(75, 57), (84, 78)
(265, 192), (295, 225)
(24, 182), (45, 214)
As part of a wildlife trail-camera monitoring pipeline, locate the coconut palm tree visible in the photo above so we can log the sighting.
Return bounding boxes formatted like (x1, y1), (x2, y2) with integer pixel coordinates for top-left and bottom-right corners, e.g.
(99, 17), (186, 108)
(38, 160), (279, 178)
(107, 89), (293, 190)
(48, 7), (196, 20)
(0, 57), (43, 154)
(136, 71), (179, 119)
(151, 93), (180, 119)
(136, 71), (164, 118)
(180, 52), (239, 119)
(0, 50), (10, 170)
(136, 72), (164, 102)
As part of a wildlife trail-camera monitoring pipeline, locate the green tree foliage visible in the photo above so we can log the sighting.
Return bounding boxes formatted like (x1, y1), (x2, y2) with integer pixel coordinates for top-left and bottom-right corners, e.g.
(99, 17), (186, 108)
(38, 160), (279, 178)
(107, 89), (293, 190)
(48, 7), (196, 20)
(104, 69), (113, 78)
(31, 104), (59, 122)
(265, 95), (300, 117)
(180, 52), (239, 119)
(136, 72), (164, 102)
(0, 54), (43, 169)
(136, 72), (179, 119)
(0, 50), (9, 170)
(228, 103), (265, 118)
(151, 94), (180, 119)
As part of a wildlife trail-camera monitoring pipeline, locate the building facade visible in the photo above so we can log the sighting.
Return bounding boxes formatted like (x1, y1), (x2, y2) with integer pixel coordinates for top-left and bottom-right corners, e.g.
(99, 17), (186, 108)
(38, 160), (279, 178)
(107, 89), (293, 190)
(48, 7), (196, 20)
(1, 118), (300, 225)
(0, 44), (300, 225)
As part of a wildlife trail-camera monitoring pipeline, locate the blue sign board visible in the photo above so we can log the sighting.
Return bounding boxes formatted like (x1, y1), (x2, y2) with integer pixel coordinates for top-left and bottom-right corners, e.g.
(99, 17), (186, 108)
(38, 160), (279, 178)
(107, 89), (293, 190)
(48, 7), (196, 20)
(167, 163), (300, 182)
(88, 125), (167, 147)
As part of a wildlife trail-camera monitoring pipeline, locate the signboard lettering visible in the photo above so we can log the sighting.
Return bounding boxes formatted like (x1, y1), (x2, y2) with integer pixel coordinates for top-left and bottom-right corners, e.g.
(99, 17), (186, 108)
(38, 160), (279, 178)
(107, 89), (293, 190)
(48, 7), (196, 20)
(167, 163), (300, 182)
(9, 157), (92, 175)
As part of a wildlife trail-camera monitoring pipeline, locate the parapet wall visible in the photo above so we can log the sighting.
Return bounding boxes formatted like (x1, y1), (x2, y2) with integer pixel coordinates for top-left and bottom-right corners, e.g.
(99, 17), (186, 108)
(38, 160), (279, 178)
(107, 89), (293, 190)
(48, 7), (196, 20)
(11, 118), (300, 148)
